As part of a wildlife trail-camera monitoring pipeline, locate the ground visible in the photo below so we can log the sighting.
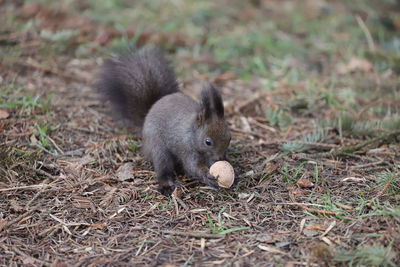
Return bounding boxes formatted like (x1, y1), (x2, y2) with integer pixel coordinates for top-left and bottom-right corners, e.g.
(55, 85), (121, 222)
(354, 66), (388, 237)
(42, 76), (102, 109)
(1, 0), (400, 266)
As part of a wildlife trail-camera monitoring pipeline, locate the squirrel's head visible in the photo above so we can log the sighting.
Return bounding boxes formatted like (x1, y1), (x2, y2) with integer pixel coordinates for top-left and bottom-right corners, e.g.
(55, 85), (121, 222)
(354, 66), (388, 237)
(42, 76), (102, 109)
(195, 83), (231, 167)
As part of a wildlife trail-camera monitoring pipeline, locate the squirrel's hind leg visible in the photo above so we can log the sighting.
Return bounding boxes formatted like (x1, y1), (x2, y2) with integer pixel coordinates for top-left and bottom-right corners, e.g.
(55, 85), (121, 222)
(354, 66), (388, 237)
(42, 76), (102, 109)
(152, 151), (176, 196)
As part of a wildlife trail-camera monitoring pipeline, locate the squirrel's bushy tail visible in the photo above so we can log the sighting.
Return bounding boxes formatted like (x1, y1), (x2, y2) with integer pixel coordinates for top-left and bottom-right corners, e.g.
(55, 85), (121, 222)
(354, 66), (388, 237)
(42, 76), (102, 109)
(97, 47), (179, 128)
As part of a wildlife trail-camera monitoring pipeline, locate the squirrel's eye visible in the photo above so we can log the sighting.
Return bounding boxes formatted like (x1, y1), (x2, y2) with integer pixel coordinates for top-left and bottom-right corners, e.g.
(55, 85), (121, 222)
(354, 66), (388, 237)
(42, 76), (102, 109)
(205, 138), (212, 146)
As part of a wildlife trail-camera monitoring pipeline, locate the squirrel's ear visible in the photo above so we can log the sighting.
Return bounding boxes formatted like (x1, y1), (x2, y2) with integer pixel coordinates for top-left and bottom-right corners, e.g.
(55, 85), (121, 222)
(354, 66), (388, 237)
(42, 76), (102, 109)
(197, 86), (212, 126)
(201, 83), (224, 118)
(209, 83), (224, 118)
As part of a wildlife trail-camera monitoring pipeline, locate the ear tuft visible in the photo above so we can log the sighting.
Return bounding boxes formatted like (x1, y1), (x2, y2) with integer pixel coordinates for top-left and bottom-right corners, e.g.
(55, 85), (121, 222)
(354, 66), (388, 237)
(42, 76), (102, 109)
(209, 83), (224, 118)
(198, 83), (225, 127)
(202, 82), (224, 118)
(199, 83), (212, 122)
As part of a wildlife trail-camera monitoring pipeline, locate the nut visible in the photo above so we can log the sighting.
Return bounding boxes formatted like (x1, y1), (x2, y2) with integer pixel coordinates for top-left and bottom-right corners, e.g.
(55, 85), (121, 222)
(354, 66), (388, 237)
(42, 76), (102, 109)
(209, 161), (235, 188)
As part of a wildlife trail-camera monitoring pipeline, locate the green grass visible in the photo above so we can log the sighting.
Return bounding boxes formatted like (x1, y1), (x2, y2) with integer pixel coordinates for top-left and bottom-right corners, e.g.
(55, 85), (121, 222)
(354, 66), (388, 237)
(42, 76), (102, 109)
(334, 244), (396, 267)
(161, 199), (173, 211)
(206, 209), (248, 235)
(127, 133), (141, 153)
(281, 161), (318, 184)
(334, 112), (400, 137)
(0, 82), (53, 116)
(265, 108), (293, 130)
(2, 0), (400, 265)
(377, 170), (400, 195)
(35, 122), (51, 148)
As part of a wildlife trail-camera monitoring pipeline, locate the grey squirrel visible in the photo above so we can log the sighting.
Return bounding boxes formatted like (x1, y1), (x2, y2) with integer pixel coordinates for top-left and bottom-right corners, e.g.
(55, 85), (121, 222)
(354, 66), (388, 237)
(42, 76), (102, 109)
(97, 47), (231, 195)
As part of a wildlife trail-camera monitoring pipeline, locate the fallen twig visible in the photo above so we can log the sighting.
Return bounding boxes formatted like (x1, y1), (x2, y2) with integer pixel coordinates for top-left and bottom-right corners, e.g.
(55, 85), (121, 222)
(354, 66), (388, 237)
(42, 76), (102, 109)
(366, 178), (393, 207)
(355, 15), (375, 51)
(19, 163), (58, 180)
(297, 204), (338, 216)
(2, 205), (41, 231)
(12, 246), (50, 266)
(161, 230), (224, 239)
(350, 159), (385, 170)
(311, 130), (400, 158)
(2, 55), (89, 83)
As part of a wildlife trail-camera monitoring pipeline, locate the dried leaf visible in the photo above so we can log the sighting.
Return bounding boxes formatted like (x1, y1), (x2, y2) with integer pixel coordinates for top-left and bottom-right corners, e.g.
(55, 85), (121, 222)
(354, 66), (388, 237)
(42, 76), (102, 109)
(213, 71), (237, 84)
(23, 257), (36, 265)
(0, 220), (6, 231)
(288, 185), (305, 197)
(297, 178), (314, 188)
(336, 57), (373, 74)
(258, 245), (286, 254)
(30, 134), (38, 144)
(306, 224), (328, 231)
(303, 228), (319, 237)
(116, 162), (134, 181)
(0, 109), (9, 119)
(17, 2), (42, 18)
(72, 196), (92, 209)
(335, 202), (353, 210)
(238, 192), (250, 199)
(256, 234), (275, 243)
(172, 187), (181, 198)
(10, 199), (24, 212)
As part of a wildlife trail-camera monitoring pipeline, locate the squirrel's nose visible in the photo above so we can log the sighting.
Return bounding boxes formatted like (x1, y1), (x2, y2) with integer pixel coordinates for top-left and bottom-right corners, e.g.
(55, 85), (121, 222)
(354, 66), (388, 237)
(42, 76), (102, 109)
(217, 155), (226, 161)
(209, 155), (226, 167)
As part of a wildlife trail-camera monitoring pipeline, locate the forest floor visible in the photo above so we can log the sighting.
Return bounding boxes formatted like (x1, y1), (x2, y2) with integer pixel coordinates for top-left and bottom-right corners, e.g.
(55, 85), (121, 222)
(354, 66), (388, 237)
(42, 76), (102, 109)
(1, 0), (400, 266)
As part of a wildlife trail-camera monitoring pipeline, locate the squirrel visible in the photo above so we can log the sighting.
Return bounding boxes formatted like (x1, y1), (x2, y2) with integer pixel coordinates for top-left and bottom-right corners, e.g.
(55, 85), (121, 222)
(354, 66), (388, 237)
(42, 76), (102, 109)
(97, 47), (231, 195)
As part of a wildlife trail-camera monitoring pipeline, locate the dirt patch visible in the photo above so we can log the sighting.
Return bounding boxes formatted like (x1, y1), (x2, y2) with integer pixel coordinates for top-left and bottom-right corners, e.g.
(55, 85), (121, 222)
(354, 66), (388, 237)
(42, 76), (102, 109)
(1, 0), (400, 266)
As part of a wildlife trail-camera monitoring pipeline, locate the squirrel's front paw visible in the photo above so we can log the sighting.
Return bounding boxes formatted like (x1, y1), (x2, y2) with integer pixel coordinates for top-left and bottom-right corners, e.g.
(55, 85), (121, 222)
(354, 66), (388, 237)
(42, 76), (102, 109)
(158, 179), (176, 196)
(203, 174), (219, 188)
